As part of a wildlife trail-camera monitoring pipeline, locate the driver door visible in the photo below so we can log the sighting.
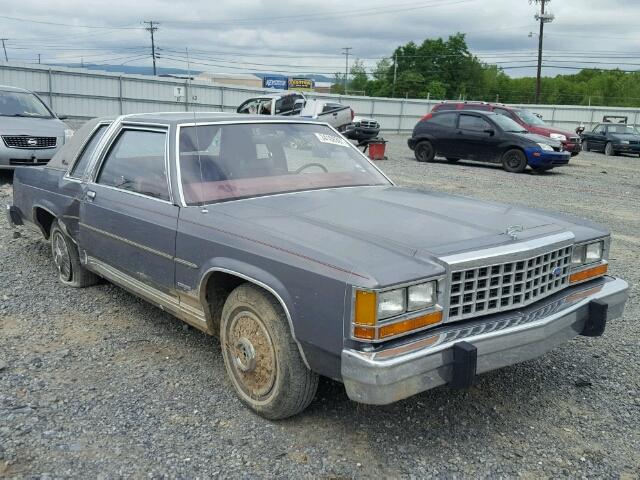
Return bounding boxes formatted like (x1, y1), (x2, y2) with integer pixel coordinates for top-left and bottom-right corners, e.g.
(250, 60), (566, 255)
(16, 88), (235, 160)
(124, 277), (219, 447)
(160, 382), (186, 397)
(79, 124), (179, 295)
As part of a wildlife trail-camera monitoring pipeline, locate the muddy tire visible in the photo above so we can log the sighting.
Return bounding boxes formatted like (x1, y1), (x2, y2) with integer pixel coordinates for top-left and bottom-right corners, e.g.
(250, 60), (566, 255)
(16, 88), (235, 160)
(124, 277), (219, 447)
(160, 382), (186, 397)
(604, 142), (615, 156)
(50, 221), (98, 288)
(220, 283), (318, 420)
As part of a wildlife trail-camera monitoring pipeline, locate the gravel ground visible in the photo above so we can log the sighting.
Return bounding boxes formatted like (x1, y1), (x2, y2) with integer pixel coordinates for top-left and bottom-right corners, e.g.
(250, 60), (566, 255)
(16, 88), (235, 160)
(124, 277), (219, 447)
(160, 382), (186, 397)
(1, 139), (638, 479)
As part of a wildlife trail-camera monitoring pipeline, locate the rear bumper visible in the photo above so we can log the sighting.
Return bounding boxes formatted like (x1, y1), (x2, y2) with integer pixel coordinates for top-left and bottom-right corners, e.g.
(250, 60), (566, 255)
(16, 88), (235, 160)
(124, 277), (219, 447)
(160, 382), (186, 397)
(342, 276), (628, 405)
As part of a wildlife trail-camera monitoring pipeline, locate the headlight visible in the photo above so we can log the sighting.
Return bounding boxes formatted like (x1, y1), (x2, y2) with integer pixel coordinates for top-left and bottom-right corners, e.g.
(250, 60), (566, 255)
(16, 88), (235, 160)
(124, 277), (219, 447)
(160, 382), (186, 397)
(550, 133), (567, 141)
(353, 280), (442, 341)
(408, 282), (436, 311)
(585, 241), (603, 263)
(538, 143), (554, 151)
(377, 289), (406, 320)
(569, 240), (607, 284)
(64, 129), (74, 143)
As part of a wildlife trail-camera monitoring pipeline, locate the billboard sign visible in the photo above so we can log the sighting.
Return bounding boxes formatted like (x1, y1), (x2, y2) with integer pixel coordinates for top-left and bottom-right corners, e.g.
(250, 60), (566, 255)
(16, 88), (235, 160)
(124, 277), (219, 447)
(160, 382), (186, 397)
(263, 76), (288, 90)
(288, 78), (315, 91)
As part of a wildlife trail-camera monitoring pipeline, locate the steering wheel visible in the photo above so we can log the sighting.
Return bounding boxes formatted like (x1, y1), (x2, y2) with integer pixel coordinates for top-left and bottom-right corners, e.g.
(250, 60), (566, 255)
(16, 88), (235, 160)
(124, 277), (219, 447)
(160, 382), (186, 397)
(295, 163), (329, 174)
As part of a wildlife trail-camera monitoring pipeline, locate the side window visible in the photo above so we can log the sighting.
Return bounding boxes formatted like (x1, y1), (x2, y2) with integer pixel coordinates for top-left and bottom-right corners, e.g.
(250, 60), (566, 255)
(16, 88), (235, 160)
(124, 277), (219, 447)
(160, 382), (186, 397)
(459, 115), (491, 131)
(69, 124), (110, 178)
(594, 125), (606, 134)
(429, 113), (457, 128)
(97, 129), (169, 201)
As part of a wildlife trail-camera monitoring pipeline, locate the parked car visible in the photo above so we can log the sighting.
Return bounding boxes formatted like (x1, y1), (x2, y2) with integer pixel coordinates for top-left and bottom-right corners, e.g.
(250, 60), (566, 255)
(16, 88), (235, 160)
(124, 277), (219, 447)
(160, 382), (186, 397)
(431, 101), (582, 156)
(408, 110), (570, 173)
(0, 85), (74, 170)
(580, 122), (640, 156)
(8, 113), (628, 419)
(344, 115), (381, 143)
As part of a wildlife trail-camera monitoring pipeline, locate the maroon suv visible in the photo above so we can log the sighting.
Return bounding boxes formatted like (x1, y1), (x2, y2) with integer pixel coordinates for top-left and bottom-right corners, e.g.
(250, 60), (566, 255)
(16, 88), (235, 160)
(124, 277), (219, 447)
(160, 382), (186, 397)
(431, 102), (581, 156)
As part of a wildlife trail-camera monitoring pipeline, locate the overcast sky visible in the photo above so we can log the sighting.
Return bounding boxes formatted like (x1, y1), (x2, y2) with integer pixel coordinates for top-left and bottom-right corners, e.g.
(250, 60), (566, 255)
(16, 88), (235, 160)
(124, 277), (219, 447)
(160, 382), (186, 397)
(0, 0), (638, 78)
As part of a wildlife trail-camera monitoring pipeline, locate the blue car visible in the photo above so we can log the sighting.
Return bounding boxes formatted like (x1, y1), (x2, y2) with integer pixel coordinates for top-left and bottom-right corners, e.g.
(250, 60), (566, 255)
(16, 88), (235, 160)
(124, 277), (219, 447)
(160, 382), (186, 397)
(408, 110), (570, 173)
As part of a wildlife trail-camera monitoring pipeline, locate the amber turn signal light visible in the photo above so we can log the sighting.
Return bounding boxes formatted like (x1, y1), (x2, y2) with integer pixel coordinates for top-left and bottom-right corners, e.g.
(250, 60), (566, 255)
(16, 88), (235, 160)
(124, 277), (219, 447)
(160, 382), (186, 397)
(379, 311), (443, 339)
(570, 263), (608, 283)
(354, 290), (377, 326)
(353, 325), (375, 340)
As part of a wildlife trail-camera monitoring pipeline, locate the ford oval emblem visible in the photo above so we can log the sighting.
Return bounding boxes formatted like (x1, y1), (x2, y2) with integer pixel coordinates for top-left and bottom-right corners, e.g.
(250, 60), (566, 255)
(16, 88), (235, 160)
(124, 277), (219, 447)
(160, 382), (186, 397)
(552, 266), (563, 277)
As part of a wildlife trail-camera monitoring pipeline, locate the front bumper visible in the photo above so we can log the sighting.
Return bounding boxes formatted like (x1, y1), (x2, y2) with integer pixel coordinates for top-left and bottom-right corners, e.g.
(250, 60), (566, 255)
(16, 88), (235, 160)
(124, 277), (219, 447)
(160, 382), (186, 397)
(0, 145), (59, 170)
(563, 141), (581, 154)
(526, 149), (571, 168)
(342, 276), (628, 405)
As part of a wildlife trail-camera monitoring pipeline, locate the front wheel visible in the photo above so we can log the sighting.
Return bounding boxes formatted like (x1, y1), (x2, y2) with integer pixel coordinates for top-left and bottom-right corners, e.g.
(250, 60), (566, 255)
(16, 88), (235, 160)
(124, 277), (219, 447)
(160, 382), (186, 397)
(50, 221), (98, 288)
(501, 149), (527, 173)
(604, 142), (616, 156)
(414, 141), (435, 162)
(220, 284), (318, 420)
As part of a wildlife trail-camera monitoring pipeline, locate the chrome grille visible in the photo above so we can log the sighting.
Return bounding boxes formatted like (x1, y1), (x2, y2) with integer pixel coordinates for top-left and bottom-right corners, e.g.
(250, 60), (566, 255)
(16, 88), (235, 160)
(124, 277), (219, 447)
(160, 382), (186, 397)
(2, 136), (57, 149)
(360, 121), (379, 129)
(448, 245), (572, 321)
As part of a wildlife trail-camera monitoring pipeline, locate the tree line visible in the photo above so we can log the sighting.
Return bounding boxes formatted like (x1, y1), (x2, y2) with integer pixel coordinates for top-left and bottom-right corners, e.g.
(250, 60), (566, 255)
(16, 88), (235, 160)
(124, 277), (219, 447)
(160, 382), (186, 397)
(331, 33), (640, 107)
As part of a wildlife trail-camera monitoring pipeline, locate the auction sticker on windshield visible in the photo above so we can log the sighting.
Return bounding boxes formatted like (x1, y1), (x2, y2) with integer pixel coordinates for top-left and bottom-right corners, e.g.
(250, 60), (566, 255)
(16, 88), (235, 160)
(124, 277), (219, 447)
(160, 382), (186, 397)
(314, 132), (350, 147)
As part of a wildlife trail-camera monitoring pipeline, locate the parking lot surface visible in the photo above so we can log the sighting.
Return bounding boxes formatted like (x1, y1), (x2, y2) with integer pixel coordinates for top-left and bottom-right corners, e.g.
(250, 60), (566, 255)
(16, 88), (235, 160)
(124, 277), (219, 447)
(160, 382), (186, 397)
(1, 136), (639, 478)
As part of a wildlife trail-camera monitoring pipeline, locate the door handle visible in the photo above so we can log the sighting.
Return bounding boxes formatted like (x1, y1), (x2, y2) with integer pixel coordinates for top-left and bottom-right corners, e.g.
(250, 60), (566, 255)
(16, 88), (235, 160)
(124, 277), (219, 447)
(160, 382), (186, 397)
(86, 190), (96, 201)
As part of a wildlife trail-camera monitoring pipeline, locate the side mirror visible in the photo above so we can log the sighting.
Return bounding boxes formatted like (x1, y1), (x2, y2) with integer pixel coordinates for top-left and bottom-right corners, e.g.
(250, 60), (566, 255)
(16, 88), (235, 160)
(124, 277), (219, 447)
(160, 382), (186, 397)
(484, 128), (495, 136)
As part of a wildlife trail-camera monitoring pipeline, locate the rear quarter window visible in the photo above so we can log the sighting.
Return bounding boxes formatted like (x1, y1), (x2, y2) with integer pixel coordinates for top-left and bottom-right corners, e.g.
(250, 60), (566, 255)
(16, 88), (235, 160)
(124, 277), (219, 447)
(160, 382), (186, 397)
(428, 113), (457, 128)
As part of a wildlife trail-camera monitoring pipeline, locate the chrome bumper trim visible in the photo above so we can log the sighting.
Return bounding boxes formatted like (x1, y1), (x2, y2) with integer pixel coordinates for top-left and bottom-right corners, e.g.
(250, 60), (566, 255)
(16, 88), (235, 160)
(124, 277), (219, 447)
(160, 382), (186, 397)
(341, 276), (628, 405)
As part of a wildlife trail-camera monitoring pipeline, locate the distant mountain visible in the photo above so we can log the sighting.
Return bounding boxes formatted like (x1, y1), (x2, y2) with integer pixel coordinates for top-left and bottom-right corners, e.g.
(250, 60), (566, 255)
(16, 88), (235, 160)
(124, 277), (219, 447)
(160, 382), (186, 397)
(55, 63), (334, 84)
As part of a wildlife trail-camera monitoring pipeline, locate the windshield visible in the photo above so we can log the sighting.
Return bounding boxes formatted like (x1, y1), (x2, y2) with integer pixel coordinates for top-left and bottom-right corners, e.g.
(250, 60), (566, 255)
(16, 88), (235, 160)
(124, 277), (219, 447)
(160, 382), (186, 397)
(492, 114), (528, 132)
(0, 90), (53, 118)
(608, 124), (639, 135)
(514, 109), (545, 126)
(178, 123), (390, 205)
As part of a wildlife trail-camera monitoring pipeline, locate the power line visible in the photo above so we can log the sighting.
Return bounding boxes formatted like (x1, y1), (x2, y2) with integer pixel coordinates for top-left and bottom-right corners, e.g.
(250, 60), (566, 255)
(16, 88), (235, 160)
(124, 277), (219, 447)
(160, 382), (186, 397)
(143, 21), (159, 75)
(0, 14), (141, 29)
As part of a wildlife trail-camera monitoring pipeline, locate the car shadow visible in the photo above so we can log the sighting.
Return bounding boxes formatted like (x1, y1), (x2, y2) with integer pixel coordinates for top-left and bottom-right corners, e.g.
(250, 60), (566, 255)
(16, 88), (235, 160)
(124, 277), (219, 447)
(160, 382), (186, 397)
(431, 157), (562, 175)
(0, 170), (14, 185)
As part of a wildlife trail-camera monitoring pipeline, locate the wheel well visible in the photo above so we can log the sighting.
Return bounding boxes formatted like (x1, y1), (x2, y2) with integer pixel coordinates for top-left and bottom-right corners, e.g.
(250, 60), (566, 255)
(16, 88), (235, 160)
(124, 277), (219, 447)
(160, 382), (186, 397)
(502, 146), (526, 158)
(203, 272), (248, 332)
(33, 208), (56, 239)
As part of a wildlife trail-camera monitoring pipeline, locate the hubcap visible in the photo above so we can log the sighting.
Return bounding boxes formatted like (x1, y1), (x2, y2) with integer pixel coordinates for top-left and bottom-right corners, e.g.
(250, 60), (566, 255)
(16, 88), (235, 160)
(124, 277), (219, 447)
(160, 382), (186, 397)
(52, 232), (72, 281)
(507, 153), (521, 168)
(225, 310), (276, 400)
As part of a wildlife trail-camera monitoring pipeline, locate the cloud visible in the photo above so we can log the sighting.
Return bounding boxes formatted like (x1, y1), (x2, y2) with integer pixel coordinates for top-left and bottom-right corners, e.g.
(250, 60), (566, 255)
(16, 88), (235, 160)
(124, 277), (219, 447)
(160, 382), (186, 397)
(0, 0), (638, 78)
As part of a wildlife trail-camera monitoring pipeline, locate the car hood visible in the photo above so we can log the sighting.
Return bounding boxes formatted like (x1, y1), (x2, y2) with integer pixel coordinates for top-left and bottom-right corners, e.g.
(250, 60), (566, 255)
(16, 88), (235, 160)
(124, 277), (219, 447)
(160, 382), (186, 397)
(214, 186), (606, 286)
(508, 131), (562, 147)
(0, 116), (68, 136)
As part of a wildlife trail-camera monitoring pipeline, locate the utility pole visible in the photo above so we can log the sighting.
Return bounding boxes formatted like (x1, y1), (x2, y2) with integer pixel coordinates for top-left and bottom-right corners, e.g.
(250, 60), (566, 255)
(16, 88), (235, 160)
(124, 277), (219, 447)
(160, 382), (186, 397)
(342, 47), (352, 94)
(392, 53), (398, 98)
(1, 39), (8, 62)
(144, 20), (159, 75)
(37, 54), (41, 64)
(533, 0), (554, 103)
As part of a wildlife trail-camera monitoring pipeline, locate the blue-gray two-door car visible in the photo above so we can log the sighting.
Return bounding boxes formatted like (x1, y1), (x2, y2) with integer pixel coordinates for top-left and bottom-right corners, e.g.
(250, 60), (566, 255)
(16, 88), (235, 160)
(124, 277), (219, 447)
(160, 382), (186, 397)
(7, 113), (629, 419)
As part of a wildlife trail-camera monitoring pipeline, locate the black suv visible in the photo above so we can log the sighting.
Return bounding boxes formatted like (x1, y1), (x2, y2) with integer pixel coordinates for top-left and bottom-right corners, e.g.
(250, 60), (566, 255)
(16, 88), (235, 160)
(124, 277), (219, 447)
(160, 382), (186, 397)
(408, 110), (570, 173)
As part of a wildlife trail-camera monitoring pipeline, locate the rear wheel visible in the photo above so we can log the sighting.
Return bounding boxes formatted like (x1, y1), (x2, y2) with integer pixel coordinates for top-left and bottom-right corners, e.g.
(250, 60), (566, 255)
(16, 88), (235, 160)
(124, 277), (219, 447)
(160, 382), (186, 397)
(50, 221), (98, 288)
(414, 141), (435, 162)
(604, 142), (615, 156)
(220, 284), (318, 420)
(501, 149), (527, 173)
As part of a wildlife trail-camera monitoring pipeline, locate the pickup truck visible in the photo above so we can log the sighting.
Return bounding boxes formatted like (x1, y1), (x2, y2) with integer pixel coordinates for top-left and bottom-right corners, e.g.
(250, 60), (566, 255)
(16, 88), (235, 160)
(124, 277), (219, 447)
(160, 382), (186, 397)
(237, 93), (353, 131)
